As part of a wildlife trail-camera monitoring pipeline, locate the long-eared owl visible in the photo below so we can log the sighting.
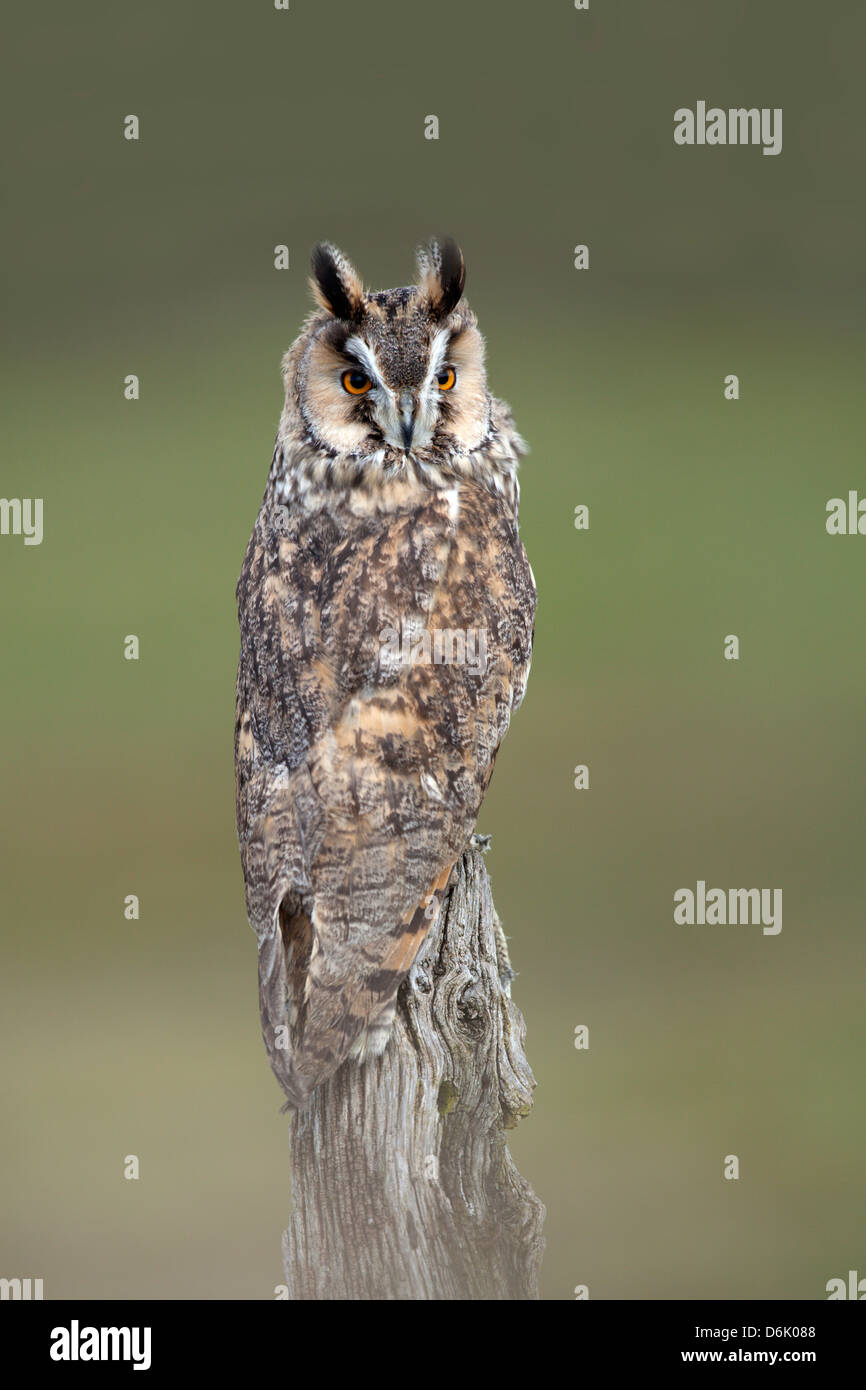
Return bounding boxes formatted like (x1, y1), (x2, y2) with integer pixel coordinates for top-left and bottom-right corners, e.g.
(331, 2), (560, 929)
(235, 239), (536, 1108)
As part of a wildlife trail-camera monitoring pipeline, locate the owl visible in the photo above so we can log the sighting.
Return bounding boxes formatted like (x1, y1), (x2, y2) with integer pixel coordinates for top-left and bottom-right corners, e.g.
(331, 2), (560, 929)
(234, 238), (536, 1109)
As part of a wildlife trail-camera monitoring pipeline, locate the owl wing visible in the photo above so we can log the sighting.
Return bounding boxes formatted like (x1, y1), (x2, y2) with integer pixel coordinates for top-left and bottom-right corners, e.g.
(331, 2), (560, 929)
(235, 480), (535, 1107)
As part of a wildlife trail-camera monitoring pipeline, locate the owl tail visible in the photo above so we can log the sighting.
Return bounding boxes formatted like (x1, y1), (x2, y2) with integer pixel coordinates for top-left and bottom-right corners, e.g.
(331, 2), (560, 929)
(258, 865), (454, 1110)
(257, 905), (315, 1110)
(256, 898), (370, 1110)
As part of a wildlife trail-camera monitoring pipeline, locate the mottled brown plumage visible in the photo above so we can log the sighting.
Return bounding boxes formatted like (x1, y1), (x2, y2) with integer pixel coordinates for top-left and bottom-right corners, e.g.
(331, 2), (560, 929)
(235, 240), (536, 1108)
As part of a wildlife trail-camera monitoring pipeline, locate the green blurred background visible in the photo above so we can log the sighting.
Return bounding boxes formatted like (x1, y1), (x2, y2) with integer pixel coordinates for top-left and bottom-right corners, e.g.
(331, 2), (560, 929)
(2, 0), (864, 1299)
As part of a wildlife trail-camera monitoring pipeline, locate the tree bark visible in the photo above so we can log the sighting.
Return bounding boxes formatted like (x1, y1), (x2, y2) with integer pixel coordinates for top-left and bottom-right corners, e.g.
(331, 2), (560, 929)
(282, 843), (545, 1300)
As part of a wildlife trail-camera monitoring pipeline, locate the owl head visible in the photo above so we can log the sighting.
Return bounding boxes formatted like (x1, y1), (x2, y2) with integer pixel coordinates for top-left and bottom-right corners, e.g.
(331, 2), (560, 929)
(284, 239), (491, 462)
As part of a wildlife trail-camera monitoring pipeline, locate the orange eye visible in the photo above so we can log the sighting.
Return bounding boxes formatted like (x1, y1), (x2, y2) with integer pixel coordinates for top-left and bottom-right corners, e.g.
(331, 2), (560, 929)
(436, 367), (456, 391)
(341, 369), (372, 395)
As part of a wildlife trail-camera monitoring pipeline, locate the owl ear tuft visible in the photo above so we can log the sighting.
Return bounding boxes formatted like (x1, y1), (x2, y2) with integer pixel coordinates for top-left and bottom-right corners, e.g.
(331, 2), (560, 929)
(310, 243), (365, 320)
(416, 237), (466, 317)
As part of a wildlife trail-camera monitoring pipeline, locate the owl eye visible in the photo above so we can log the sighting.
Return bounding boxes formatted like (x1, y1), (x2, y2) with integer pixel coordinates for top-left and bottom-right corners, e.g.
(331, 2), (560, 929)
(341, 368), (372, 395)
(436, 367), (456, 391)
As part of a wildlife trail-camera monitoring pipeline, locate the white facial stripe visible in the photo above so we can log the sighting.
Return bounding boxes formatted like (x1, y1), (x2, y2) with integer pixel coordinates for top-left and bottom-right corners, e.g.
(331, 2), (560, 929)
(400, 328), (451, 450)
(424, 328), (452, 389)
(344, 335), (385, 386)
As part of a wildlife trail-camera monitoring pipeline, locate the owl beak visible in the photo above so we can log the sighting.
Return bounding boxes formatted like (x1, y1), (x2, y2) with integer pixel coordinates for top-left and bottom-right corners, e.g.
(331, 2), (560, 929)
(398, 391), (416, 450)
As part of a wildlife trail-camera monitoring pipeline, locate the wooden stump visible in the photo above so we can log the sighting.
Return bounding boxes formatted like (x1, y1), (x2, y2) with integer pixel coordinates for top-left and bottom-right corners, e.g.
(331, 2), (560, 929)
(282, 844), (545, 1300)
